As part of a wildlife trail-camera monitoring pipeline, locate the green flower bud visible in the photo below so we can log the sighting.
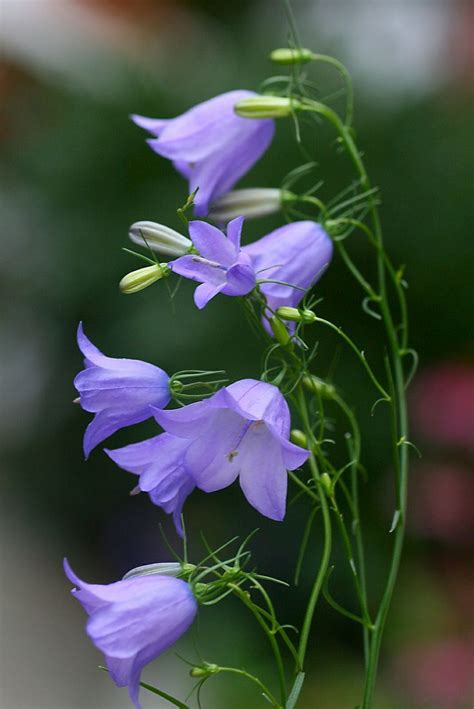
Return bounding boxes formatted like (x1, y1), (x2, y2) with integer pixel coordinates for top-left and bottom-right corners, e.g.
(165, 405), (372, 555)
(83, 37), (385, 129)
(119, 263), (169, 294)
(270, 317), (292, 346)
(190, 663), (219, 678)
(290, 429), (308, 448)
(235, 95), (302, 119)
(302, 375), (336, 399)
(269, 47), (314, 65)
(320, 472), (333, 496)
(276, 306), (317, 324)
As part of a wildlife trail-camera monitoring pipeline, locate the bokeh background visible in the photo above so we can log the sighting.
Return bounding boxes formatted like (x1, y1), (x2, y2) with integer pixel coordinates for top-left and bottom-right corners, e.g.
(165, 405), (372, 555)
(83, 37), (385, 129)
(1, 1), (473, 707)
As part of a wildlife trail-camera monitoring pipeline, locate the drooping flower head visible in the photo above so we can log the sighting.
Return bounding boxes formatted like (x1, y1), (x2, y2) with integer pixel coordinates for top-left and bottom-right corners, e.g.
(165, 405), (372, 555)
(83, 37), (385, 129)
(74, 323), (170, 457)
(169, 217), (256, 309)
(153, 379), (309, 521)
(243, 220), (333, 329)
(106, 433), (195, 537)
(64, 560), (197, 709)
(132, 91), (275, 216)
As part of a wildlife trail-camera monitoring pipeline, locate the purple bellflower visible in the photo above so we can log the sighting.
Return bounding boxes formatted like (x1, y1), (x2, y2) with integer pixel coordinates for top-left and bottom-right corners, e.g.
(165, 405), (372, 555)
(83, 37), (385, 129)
(106, 434), (195, 537)
(74, 323), (171, 458)
(243, 220), (333, 328)
(64, 560), (197, 709)
(131, 91), (275, 216)
(169, 217), (256, 309)
(154, 379), (310, 520)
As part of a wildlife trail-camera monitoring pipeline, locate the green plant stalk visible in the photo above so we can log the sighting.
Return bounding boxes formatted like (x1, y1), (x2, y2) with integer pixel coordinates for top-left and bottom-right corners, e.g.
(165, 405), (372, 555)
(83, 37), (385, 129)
(302, 99), (409, 707)
(295, 386), (333, 669)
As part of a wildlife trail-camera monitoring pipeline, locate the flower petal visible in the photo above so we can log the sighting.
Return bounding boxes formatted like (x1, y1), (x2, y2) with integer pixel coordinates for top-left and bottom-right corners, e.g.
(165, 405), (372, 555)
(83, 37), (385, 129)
(238, 426), (287, 520)
(188, 220), (237, 266)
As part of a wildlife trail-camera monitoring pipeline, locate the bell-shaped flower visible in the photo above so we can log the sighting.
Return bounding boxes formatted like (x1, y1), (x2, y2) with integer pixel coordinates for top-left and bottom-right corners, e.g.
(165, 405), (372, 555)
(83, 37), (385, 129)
(131, 91), (275, 216)
(64, 560), (197, 709)
(151, 379), (310, 521)
(74, 323), (171, 458)
(169, 217), (256, 309)
(243, 221), (333, 330)
(106, 434), (195, 537)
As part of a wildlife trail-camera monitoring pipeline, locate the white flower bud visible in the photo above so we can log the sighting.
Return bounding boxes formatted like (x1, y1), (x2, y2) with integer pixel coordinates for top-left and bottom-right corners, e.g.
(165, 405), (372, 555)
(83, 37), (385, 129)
(119, 263), (169, 294)
(208, 188), (283, 223)
(235, 95), (302, 119)
(129, 220), (192, 258)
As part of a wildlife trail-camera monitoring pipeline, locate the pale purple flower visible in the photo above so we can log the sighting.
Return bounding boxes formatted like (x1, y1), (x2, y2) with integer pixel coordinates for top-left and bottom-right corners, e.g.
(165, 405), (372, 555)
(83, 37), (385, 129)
(131, 91), (275, 216)
(64, 560), (197, 709)
(74, 323), (170, 458)
(151, 379), (310, 521)
(169, 217), (256, 308)
(106, 434), (195, 537)
(243, 221), (333, 329)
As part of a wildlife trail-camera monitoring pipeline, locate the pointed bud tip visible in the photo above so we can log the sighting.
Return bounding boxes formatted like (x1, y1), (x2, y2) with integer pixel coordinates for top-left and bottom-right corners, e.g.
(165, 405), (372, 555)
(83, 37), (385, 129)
(119, 263), (169, 294)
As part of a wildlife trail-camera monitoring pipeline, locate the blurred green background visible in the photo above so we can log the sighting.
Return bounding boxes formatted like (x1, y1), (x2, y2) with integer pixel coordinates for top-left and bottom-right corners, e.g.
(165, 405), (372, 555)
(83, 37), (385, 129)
(1, 1), (473, 707)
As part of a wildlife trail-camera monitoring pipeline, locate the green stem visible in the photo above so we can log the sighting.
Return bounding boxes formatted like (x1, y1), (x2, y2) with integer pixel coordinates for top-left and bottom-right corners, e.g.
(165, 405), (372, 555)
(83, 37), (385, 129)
(231, 585), (287, 705)
(295, 387), (333, 669)
(314, 317), (390, 401)
(217, 667), (281, 708)
(302, 98), (410, 708)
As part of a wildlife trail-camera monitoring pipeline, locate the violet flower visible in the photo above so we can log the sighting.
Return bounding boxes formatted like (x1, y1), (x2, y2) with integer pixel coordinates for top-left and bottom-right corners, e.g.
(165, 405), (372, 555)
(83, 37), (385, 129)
(131, 91), (275, 216)
(74, 323), (170, 458)
(243, 220), (333, 328)
(170, 217), (256, 308)
(150, 379), (310, 521)
(106, 434), (195, 537)
(64, 560), (197, 709)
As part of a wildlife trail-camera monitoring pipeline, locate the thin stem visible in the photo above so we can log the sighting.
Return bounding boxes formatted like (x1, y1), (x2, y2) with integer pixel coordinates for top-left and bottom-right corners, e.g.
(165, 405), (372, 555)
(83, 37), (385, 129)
(314, 317), (390, 401)
(302, 97), (410, 708)
(231, 585), (287, 705)
(295, 386), (333, 669)
(216, 667), (281, 708)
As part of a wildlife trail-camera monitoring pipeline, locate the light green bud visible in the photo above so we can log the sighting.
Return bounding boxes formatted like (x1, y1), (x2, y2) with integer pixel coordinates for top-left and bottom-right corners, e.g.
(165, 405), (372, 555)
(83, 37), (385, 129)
(290, 429), (308, 448)
(276, 306), (317, 324)
(235, 95), (302, 119)
(119, 263), (169, 294)
(302, 374), (336, 399)
(208, 188), (283, 223)
(269, 47), (315, 65)
(320, 472), (333, 496)
(129, 220), (192, 257)
(270, 317), (292, 346)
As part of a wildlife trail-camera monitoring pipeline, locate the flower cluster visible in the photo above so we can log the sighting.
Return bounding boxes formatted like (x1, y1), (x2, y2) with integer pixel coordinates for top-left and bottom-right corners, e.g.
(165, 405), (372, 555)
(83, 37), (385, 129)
(67, 86), (335, 707)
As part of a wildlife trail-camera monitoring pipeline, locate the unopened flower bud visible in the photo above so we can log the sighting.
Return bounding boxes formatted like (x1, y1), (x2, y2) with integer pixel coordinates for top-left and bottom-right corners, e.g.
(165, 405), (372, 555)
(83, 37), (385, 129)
(270, 317), (292, 346)
(302, 375), (336, 398)
(291, 429), (308, 448)
(129, 220), (192, 257)
(276, 306), (317, 324)
(235, 95), (302, 119)
(123, 562), (183, 580)
(269, 47), (315, 65)
(190, 663), (219, 678)
(320, 472), (333, 496)
(208, 188), (284, 223)
(119, 263), (169, 294)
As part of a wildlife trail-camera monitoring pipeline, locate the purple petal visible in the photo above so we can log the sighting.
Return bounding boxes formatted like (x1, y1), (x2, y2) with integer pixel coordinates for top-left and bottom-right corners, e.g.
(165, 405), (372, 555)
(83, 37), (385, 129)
(131, 114), (169, 136)
(170, 255), (227, 286)
(223, 262), (256, 296)
(238, 426), (287, 520)
(216, 379), (291, 436)
(188, 220), (237, 266)
(194, 282), (226, 309)
(185, 409), (245, 491)
(152, 400), (213, 438)
(226, 216), (245, 250)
